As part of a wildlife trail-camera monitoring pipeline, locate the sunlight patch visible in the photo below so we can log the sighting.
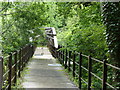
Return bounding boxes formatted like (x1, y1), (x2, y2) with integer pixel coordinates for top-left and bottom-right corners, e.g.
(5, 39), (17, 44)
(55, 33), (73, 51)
(48, 64), (62, 66)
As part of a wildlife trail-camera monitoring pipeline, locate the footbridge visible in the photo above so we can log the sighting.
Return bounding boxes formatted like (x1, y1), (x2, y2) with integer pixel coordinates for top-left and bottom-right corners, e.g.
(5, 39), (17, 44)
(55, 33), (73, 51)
(0, 27), (120, 90)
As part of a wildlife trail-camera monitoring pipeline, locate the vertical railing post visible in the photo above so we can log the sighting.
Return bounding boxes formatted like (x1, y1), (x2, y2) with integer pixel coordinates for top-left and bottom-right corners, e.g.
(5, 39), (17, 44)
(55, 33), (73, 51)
(8, 53), (12, 90)
(62, 50), (64, 65)
(0, 57), (3, 90)
(73, 52), (75, 77)
(24, 46), (26, 67)
(88, 55), (92, 90)
(14, 51), (17, 84)
(68, 51), (71, 72)
(29, 45), (31, 58)
(25, 46), (28, 64)
(21, 48), (24, 71)
(30, 44), (32, 58)
(79, 52), (82, 89)
(26, 45), (28, 64)
(26, 45), (29, 64)
(56, 48), (58, 58)
(23, 46), (25, 68)
(65, 49), (67, 69)
(60, 50), (62, 64)
(59, 50), (61, 63)
(57, 50), (60, 61)
(18, 49), (21, 77)
(61, 50), (62, 64)
(32, 45), (34, 57)
(102, 60), (107, 90)
(59, 50), (61, 62)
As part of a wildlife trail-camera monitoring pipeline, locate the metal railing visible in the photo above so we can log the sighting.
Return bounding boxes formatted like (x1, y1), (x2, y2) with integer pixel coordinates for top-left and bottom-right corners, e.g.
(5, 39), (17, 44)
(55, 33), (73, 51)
(45, 27), (120, 89)
(50, 46), (120, 90)
(0, 44), (36, 90)
(45, 27), (58, 49)
(45, 27), (58, 58)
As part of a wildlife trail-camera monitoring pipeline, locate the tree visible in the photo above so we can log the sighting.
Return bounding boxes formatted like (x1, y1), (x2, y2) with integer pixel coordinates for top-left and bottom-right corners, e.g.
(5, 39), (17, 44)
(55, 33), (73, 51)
(102, 2), (120, 88)
(1, 2), (47, 53)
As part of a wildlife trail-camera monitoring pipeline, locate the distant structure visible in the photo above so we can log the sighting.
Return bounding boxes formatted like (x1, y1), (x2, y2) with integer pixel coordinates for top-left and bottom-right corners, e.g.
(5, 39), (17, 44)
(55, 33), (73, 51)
(45, 27), (58, 48)
(45, 27), (58, 58)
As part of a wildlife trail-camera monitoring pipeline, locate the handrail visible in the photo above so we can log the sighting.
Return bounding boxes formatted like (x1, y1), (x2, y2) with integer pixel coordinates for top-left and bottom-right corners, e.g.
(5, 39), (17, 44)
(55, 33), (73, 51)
(0, 44), (36, 89)
(48, 45), (120, 89)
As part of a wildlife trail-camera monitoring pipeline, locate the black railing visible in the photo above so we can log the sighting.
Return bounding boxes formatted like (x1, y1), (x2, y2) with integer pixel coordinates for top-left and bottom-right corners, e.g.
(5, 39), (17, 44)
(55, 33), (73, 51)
(45, 27), (120, 89)
(0, 44), (36, 90)
(45, 27), (58, 57)
(50, 46), (120, 90)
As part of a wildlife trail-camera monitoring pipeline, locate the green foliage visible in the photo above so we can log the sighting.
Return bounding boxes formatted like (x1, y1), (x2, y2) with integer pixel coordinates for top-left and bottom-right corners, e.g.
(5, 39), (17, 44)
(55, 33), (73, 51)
(102, 2), (120, 88)
(45, 2), (108, 88)
(1, 2), (47, 53)
(2, 2), (119, 89)
(50, 2), (108, 59)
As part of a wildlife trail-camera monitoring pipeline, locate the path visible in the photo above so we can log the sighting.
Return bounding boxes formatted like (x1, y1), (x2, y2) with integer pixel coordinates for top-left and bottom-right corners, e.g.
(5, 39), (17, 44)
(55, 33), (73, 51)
(22, 47), (79, 90)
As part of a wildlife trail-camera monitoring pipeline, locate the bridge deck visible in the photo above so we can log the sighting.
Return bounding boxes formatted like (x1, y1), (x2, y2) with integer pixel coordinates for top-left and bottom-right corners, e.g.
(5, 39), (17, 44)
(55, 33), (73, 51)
(22, 47), (78, 89)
